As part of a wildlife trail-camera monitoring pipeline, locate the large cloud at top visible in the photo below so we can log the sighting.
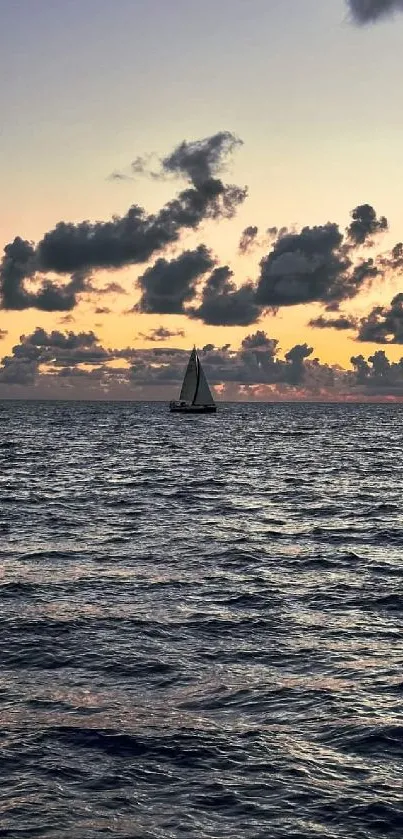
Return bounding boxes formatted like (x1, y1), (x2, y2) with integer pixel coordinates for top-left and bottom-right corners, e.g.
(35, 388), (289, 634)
(0, 132), (246, 312)
(0, 129), (397, 329)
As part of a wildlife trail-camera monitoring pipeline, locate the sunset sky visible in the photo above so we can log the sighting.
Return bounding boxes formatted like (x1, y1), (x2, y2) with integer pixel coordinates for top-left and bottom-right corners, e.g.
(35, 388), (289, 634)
(2, 0), (403, 399)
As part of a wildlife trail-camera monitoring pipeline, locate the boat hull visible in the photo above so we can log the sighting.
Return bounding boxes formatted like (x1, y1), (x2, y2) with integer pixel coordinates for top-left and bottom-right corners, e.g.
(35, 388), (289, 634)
(169, 404), (217, 414)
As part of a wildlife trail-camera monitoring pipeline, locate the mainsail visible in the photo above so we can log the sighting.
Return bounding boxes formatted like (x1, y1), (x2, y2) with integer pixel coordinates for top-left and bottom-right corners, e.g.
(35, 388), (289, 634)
(179, 348), (215, 406)
(179, 347), (198, 402)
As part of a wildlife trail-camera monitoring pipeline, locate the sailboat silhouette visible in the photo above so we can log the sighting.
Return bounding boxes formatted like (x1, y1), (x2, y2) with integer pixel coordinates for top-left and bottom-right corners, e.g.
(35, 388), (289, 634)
(169, 347), (217, 413)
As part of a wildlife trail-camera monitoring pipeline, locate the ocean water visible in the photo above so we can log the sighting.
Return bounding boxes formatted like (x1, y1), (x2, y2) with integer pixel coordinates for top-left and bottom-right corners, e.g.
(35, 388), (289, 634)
(0, 400), (402, 839)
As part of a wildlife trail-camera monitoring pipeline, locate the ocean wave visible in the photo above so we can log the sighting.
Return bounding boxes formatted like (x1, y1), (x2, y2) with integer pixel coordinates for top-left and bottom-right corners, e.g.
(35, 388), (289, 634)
(1, 401), (402, 838)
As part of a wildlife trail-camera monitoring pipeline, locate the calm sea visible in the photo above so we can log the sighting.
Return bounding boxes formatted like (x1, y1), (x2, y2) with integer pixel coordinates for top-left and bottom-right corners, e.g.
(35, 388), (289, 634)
(0, 401), (402, 838)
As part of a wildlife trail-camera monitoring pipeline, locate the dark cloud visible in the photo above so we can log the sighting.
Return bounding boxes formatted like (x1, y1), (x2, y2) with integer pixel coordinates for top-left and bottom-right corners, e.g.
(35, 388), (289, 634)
(189, 266), (260, 326)
(34, 181), (245, 278)
(235, 334), (314, 387)
(351, 350), (403, 394)
(143, 205), (386, 327)
(357, 293), (403, 343)
(34, 270), (88, 312)
(135, 245), (215, 314)
(0, 238), (90, 312)
(113, 132), (244, 186)
(0, 328), (109, 380)
(138, 326), (185, 342)
(0, 357), (38, 385)
(241, 330), (278, 352)
(284, 344), (314, 385)
(162, 131), (242, 185)
(309, 314), (358, 330)
(1, 132), (246, 311)
(0, 329), (7, 339)
(130, 154), (162, 180)
(24, 327), (99, 350)
(267, 226), (288, 240)
(0, 237), (36, 309)
(238, 226), (259, 254)
(108, 171), (133, 182)
(131, 155), (152, 177)
(109, 154), (164, 182)
(239, 225), (288, 257)
(257, 224), (345, 308)
(348, 0), (403, 23)
(346, 204), (388, 246)
(378, 241), (403, 273)
(95, 281), (127, 296)
(255, 221), (380, 311)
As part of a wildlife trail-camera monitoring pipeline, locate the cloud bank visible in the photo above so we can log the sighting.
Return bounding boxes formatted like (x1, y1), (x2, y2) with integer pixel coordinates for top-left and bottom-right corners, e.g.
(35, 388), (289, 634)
(2, 327), (403, 400)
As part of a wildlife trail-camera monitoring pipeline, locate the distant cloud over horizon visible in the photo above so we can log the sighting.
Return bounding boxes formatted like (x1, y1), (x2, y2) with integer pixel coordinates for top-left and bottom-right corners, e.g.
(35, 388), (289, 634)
(2, 326), (403, 400)
(308, 314), (358, 331)
(137, 326), (185, 342)
(238, 226), (259, 255)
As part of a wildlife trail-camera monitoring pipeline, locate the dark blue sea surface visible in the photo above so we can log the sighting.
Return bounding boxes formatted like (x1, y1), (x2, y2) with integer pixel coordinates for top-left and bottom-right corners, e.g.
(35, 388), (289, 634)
(0, 401), (402, 838)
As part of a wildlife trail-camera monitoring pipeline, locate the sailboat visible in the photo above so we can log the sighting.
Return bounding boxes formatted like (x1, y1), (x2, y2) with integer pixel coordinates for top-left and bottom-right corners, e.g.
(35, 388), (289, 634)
(169, 347), (217, 413)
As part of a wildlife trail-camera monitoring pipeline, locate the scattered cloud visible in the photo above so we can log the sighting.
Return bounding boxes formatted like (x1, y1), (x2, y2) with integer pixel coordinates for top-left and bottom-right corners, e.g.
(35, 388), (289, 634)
(95, 281), (127, 296)
(107, 171), (133, 182)
(94, 306), (111, 314)
(309, 313), (358, 330)
(138, 326), (185, 342)
(239, 226), (259, 254)
(241, 330), (277, 351)
(0, 329), (7, 339)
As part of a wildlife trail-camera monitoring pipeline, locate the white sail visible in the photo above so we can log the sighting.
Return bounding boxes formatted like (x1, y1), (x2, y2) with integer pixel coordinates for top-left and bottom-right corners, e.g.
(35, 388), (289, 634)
(179, 347), (198, 402)
(194, 359), (215, 406)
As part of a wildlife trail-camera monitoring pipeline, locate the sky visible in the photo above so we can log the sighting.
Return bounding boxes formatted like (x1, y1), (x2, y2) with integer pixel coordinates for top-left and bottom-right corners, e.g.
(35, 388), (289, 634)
(2, 0), (403, 400)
